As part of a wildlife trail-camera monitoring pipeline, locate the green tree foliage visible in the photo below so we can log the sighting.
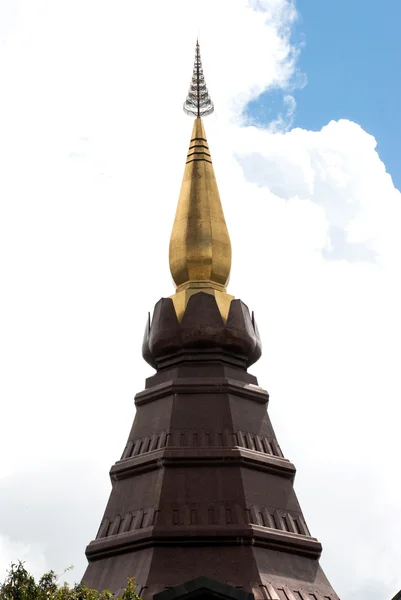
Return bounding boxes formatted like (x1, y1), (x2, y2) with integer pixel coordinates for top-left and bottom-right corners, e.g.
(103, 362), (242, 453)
(0, 562), (142, 600)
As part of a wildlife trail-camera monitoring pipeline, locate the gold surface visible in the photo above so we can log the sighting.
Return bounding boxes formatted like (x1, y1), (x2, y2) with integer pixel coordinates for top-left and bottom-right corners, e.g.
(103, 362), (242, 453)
(169, 118), (234, 321)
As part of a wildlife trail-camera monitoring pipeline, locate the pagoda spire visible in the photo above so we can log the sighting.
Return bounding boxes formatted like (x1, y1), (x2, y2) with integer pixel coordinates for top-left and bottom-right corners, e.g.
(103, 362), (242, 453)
(169, 40), (233, 322)
(81, 40), (340, 600)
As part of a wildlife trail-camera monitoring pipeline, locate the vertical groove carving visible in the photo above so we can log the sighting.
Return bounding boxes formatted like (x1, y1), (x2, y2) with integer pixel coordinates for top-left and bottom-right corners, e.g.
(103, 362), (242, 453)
(263, 438), (273, 454)
(109, 515), (121, 536)
(158, 430), (167, 449)
(132, 439), (142, 456)
(110, 428), (285, 455)
(265, 583), (281, 600)
(283, 587), (298, 600)
(98, 504), (310, 539)
(263, 508), (275, 529)
(97, 518), (110, 539)
(149, 434), (158, 452)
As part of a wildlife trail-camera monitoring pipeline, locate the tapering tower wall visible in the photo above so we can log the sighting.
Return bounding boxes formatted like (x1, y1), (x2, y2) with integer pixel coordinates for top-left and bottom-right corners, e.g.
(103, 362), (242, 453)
(82, 295), (338, 600)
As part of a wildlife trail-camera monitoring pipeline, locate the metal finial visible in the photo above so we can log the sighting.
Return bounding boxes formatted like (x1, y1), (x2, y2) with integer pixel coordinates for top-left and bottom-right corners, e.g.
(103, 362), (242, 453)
(183, 40), (214, 118)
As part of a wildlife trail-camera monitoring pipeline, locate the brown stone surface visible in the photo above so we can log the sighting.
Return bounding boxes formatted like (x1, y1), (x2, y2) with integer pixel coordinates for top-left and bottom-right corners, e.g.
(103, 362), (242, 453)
(82, 295), (339, 600)
(153, 576), (254, 600)
(143, 294), (262, 370)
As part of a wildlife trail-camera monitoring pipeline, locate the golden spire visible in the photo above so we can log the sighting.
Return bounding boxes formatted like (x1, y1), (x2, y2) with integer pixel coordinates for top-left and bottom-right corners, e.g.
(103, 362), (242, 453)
(169, 41), (233, 322)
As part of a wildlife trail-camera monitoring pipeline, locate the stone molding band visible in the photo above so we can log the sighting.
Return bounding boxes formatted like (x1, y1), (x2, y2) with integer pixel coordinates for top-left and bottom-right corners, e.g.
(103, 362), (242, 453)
(135, 377), (269, 406)
(86, 524), (322, 562)
(110, 447), (296, 482)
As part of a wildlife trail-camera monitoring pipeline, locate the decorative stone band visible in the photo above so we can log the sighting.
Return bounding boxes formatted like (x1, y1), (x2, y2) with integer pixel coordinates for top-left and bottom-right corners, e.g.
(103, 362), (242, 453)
(95, 503), (310, 540)
(120, 428), (283, 461)
(153, 578), (337, 600)
(135, 377), (269, 406)
(254, 584), (335, 600)
(86, 522), (321, 562)
(110, 447), (296, 481)
(142, 294), (262, 370)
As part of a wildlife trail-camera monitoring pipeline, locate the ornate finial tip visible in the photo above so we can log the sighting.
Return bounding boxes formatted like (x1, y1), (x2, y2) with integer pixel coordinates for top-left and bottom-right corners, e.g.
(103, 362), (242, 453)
(183, 40), (214, 118)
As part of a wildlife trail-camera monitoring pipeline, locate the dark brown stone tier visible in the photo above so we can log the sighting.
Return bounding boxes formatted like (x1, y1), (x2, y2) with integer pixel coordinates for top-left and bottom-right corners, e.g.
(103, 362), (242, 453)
(142, 293), (262, 370)
(82, 295), (338, 600)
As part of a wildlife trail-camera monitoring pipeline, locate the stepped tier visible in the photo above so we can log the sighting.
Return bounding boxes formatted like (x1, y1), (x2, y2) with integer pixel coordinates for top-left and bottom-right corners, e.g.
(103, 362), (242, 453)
(82, 294), (338, 600)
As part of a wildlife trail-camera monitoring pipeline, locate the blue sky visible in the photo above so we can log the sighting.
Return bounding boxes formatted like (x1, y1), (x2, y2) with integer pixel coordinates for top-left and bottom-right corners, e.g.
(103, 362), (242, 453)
(247, 0), (401, 190)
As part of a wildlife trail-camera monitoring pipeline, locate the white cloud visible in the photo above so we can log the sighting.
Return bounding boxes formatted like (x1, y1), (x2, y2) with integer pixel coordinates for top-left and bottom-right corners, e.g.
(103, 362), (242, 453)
(0, 1), (400, 599)
(0, 534), (48, 582)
